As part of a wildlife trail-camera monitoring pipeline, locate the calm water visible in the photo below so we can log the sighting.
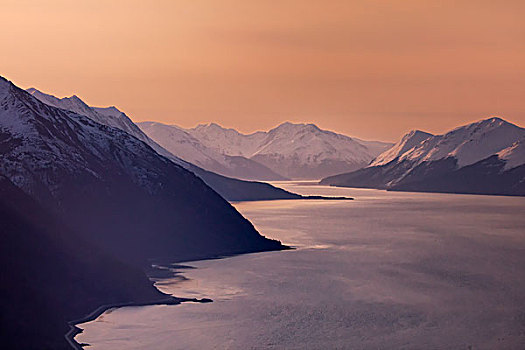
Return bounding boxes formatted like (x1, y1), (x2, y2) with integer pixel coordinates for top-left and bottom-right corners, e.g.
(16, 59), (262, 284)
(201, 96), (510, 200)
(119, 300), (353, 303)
(76, 183), (525, 349)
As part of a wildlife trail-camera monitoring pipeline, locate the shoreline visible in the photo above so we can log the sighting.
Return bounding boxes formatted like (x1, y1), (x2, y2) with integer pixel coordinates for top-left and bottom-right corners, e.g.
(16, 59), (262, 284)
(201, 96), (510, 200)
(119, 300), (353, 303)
(65, 296), (212, 349)
(322, 183), (525, 198)
(230, 194), (354, 203)
(65, 247), (293, 349)
(64, 186), (341, 349)
(66, 237), (295, 349)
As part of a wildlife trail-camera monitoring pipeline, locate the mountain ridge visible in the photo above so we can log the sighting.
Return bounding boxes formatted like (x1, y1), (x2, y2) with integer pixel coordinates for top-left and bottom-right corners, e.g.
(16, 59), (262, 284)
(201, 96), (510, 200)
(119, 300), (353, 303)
(139, 121), (287, 180)
(142, 120), (393, 179)
(1, 77), (286, 265)
(321, 117), (525, 196)
(25, 87), (304, 200)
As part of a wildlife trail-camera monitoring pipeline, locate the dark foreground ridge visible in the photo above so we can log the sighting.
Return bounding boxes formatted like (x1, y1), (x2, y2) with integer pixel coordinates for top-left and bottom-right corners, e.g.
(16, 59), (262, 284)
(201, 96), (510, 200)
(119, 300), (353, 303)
(0, 76), (289, 348)
(0, 176), (166, 349)
(0, 76), (287, 264)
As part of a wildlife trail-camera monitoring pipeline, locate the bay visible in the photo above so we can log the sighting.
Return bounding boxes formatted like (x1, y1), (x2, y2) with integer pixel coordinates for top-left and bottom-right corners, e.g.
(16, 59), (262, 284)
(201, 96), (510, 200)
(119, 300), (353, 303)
(76, 182), (525, 349)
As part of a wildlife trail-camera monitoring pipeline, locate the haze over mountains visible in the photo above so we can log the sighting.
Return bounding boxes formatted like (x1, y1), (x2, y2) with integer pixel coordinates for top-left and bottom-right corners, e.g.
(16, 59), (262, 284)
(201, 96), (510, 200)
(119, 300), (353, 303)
(138, 121), (286, 180)
(28, 86), (393, 182)
(140, 121), (393, 180)
(321, 117), (525, 196)
(26, 86), (524, 197)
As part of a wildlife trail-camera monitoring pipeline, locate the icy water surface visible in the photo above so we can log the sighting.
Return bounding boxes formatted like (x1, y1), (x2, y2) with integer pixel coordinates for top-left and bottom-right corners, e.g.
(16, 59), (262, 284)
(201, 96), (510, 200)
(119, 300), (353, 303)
(77, 183), (525, 349)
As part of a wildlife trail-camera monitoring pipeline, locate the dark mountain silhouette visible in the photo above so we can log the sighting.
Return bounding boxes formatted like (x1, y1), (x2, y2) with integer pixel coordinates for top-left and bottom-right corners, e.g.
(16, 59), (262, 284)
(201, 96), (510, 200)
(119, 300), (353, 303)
(0, 175), (167, 349)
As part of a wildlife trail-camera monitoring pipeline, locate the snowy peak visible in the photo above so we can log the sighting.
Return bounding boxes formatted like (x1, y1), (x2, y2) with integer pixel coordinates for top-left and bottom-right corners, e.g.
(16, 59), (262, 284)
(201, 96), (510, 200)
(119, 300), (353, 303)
(180, 121), (393, 179)
(409, 117), (524, 167)
(371, 117), (525, 169)
(321, 117), (525, 196)
(370, 129), (433, 166)
(142, 119), (393, 180)
(267, 122), (321, 135)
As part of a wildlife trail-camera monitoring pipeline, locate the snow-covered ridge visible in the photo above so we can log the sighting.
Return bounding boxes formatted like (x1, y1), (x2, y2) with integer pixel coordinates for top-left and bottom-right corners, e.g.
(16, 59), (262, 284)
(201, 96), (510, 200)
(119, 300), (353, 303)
(23, 86), (286, 181)
(178, 121), (393, 179)
(138, 122), (287, 180)
(26, 88), (149, 143)
(24, 86), (393, 180)
(497, 139), (525, 170)
(189, 122), (266, 157)
(25, 87), (189, 168)
(370, 130), (433, 166)
(371, 117), (525, 169)
(1, 78), (180, 195)
(188, 121), (391, 160)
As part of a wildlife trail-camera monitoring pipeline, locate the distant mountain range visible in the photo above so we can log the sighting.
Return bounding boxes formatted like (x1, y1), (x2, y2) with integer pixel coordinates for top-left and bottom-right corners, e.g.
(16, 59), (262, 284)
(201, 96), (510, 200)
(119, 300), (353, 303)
(139, 121), (393, 180)
(138, 121), (286, 180)
(321, 117), (525, 196)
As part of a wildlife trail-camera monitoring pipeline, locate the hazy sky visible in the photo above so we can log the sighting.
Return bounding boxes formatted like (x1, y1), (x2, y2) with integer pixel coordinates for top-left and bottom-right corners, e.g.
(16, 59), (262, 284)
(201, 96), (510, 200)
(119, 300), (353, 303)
(2, 0), (524, 141)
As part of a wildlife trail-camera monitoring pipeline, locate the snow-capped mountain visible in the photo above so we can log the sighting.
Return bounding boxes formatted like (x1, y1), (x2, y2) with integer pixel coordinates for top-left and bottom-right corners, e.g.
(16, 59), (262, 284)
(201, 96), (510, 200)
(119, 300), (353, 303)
(139, 122), (286, 180)
(321, 117), (525, 196)
(181, 122), (393, 179)
(25, 88), (301, 200)
(1, 76), (284, 264)
(371, 117), (525, 168)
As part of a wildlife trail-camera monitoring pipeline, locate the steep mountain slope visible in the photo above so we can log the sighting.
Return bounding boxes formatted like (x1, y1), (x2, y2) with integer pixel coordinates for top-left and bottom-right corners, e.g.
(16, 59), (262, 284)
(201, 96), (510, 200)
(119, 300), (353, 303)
(0, 175), (166, 349)
(185, 122), (393, 179)
(369, 130), (434, 166)
(1, 77), (285, 265)
(497, 140), (525, 170)
(321, 117), (525, 196)
(139, 121), (286, 180)
(26, 88), (151, 145)
(27, 88), (300, 199)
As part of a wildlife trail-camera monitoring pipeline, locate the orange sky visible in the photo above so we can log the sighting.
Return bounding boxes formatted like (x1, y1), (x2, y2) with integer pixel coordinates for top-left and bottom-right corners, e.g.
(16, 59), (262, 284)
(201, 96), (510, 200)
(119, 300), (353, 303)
(1, 0), (524, 141)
